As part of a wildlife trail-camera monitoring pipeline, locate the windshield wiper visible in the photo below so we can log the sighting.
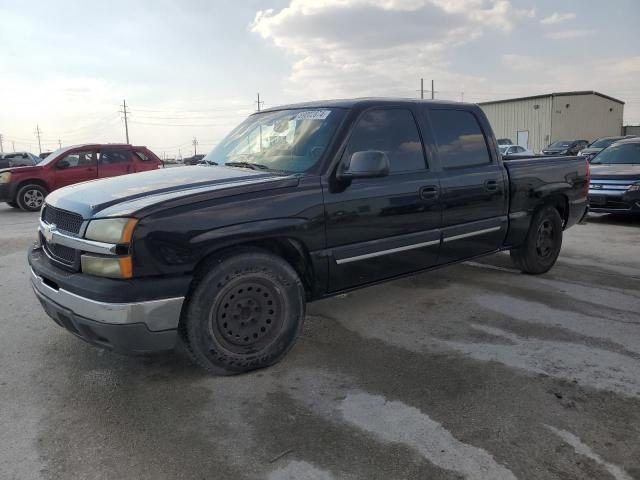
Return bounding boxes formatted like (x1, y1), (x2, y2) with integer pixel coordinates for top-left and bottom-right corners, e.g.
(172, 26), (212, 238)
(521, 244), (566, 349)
(225, 161), (271, 171)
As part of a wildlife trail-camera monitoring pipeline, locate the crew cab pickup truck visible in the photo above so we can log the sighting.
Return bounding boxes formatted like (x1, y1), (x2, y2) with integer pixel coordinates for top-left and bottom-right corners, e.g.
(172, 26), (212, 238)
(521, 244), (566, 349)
(28, 99), (589, 375)
(0, 144), (162, 211)
(588, 137), (640, 213)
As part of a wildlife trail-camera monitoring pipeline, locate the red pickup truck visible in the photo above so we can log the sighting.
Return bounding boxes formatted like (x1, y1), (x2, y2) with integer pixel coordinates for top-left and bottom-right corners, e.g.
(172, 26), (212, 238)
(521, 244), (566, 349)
(0, 144), (162, 211)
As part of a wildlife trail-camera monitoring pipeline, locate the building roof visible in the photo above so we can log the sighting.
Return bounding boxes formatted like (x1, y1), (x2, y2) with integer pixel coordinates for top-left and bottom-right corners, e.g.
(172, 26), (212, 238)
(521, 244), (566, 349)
(478, 91), (624, 107)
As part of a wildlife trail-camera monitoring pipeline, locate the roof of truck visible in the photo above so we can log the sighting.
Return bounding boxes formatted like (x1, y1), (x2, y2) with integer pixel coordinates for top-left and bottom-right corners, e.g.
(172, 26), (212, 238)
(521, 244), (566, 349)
(258, 97), (468, 113)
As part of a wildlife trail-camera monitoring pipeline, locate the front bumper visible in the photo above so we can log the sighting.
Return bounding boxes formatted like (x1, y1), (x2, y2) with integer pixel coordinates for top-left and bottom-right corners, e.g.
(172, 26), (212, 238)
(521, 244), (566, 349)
(588, 191), (640, 214)
(29, 248), (191, 354)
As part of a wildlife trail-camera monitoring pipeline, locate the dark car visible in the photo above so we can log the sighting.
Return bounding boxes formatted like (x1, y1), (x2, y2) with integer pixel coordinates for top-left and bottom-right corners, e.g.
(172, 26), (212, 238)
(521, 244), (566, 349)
(28, 98), (588, 374)
(183, 154), (205, 165)
(497, 138), (513, 146)
(588, 137), (640, 214)
(579, 135), (636, 161)
(542, 139), (589, 156)
(0, 152), (41, 169)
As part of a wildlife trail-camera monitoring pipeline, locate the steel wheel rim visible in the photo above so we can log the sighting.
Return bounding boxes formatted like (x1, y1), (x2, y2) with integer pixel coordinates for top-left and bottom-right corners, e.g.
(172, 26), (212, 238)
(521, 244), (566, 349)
(24, 189), (44, 209)
(209, 277), (284, 354)
(535, 220), (555, 258)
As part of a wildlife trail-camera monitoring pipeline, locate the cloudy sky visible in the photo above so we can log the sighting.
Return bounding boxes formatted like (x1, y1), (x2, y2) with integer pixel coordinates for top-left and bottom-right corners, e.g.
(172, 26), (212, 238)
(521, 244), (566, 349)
(1, 0), (638, 157)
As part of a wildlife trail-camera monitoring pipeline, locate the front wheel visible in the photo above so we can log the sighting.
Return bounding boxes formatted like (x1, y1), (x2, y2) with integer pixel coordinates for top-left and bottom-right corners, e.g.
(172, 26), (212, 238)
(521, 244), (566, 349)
(181, 249), (306, 375)
(16, 184), (48, 212)
(510, 205), (563, 274)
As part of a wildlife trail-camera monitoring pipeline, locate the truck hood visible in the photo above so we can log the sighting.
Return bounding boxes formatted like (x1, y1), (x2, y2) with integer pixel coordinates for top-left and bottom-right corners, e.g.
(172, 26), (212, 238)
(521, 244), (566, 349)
(45, 165), (299, 219)
(590, 164), (640, 180)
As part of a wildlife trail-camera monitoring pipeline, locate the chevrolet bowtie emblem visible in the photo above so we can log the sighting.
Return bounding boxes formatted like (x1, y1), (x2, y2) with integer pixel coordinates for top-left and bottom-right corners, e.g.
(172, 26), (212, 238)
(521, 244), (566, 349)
(43, 224), (57, 243)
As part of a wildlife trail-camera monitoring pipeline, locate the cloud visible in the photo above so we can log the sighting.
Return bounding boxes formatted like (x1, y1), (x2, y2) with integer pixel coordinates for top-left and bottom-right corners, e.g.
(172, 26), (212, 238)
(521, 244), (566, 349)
(546, 29), (594, 40)
(502, 54), (543, 71)
(251, 0), (534, 99)
(540, 12), (576, 25)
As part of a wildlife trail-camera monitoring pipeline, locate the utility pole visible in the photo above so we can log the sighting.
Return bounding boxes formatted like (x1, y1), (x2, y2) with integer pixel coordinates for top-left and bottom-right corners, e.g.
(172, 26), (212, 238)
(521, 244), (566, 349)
(178, 148), (182, 161)
(256, 93), (264, 112)
(120, 99), (130, 144)
(58, 139), (62, 149)
(35, 125), (42, 154)
(11, 141), (15, 152)
(431, 80), (435, 100)
(420, 78), (424, 99)
(0, 133), (3, 153)
(192, 137), (198, 156)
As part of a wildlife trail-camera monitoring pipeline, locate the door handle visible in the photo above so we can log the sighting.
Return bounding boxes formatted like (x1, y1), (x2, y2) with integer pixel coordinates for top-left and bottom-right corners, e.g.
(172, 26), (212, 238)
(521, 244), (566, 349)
(484, 180), (499, 191)
(419, 185), (439, 200)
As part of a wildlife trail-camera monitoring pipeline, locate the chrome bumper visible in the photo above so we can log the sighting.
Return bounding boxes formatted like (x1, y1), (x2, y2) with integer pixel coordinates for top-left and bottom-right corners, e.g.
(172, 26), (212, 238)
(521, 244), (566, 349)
(30, 269), (184, 331)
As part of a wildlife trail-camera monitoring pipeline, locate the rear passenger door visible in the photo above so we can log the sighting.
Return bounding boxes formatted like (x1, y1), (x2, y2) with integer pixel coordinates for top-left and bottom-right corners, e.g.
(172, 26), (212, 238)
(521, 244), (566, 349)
(98, 148), (133, 178)
(324, 107), (441, 291)
(426, 108), (508, 263)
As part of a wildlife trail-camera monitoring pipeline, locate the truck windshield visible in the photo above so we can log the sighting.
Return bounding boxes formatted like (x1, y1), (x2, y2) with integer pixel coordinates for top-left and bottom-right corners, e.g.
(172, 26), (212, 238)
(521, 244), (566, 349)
(203, 108), (345, 173)
(591, 143), (640, 165)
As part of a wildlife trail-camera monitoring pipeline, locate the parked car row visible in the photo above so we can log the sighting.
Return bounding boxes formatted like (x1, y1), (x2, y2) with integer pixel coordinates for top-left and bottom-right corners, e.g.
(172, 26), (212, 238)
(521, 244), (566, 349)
(0, 144), (162, 211)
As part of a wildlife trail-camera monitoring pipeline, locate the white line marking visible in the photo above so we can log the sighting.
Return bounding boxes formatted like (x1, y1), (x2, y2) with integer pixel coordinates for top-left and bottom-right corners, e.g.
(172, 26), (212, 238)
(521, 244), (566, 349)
(545, 425), (633, 480)
(268, 460), (335, 480)
(339, 392), (517, 480)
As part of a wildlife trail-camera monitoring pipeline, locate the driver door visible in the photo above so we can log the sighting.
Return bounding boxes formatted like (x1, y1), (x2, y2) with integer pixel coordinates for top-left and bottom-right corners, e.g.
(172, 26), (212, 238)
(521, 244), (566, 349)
(323, 107), (441, 292)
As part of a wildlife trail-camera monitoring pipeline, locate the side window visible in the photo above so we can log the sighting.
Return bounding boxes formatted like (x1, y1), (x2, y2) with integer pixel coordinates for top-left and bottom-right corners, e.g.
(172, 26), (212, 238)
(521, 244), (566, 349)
(99, 150), (131, 164)
(344, 108), (426, 173)
(60, 151), (96, 168)
(134, 150), (151, 162)
(429, 110), (492, 169)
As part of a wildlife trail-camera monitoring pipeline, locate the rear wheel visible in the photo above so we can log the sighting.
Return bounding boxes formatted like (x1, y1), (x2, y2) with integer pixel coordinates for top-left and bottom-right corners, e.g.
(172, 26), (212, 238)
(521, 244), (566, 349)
(510, 205), (563, 274)
(16, 184), (47, 212)
(181, 249), (306, 375)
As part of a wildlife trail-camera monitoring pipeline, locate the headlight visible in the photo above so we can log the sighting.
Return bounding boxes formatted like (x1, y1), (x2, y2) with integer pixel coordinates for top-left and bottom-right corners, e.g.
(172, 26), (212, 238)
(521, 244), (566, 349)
(81, 254), (133, 279)
(628, 182), (640, 192)
(0, 172), (11, 184)
(85, 218), (138, 244)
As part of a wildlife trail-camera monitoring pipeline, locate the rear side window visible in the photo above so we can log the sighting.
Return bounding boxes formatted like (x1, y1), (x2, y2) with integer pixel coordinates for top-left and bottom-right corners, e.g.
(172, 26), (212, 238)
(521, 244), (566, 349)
(344, 108), (426, 173)
(99, 150), (131, 164)
(429, 110), (492, 169)
(135, 150), (152, 162)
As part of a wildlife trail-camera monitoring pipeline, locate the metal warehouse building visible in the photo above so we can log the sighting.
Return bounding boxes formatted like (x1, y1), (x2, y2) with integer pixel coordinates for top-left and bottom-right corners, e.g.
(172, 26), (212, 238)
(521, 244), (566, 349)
(479, 91), (624, 153)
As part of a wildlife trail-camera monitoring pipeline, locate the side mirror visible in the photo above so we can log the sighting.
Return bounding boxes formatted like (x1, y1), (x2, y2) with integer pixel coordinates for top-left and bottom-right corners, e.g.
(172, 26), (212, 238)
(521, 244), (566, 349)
(56, 160), (70, 170)
(338, 150), (390, 180)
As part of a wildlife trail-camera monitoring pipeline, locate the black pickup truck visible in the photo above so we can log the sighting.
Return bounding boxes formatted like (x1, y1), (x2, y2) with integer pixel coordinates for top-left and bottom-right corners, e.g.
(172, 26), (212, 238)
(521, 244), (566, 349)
(28, 98), (589, 374)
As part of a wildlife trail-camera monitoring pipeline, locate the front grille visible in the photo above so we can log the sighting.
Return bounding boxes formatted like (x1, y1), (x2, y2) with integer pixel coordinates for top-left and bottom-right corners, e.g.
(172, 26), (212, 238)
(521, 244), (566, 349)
(42, 206), (84, 235)
(45, 242), (77, 264)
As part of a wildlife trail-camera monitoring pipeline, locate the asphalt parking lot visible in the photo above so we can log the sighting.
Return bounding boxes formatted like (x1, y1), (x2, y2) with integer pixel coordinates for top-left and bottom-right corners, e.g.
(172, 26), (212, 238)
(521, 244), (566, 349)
(1, 205), (639, 480)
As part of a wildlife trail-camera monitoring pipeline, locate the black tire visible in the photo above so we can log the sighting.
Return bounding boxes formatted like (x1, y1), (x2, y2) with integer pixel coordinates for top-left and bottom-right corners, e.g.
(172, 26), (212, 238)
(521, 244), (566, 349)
(510, 205), (563, 274)
(6, 201), (19, 208)
(16, 184), (47, 212)
(181, 248), (306, 375)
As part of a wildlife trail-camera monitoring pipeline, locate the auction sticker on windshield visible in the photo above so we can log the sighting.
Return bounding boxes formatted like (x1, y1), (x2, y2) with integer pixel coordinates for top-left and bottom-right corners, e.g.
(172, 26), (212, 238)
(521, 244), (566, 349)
(294, 110), (331, 121)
